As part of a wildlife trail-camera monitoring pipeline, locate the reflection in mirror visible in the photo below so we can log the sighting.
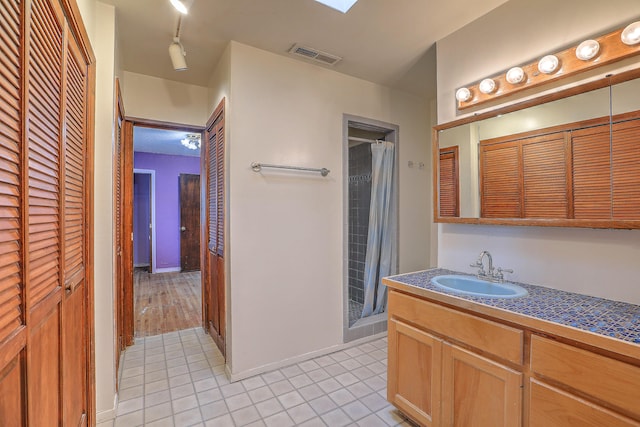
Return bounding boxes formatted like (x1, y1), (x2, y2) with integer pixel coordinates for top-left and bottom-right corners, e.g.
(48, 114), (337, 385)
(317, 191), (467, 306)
(437, 84), (615, 220)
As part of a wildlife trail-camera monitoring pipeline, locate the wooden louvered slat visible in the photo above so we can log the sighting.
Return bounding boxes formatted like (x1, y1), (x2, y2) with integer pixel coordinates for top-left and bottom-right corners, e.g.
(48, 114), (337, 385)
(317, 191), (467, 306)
(27, 0), (62, 306)
(522, 133), (569, 218)
(480, 142), (521, 218)
(216, 120), (224, 257)
(0, 0), (23, 344)
(64, 38), (86, 287)
(439, 147), (459, 217)
(207, 127), (217, 250)
(612, 119), (640, 220)
(572, 125), (611, 220)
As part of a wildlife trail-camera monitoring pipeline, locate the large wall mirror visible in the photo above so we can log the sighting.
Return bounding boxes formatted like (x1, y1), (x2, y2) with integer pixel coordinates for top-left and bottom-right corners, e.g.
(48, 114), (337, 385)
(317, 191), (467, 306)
(434, 70), (640, 228)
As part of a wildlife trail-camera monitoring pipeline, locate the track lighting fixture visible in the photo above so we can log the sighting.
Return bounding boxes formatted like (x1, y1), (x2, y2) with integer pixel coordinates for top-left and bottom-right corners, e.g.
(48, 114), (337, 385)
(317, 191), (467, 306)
(169, 37), (187, 71)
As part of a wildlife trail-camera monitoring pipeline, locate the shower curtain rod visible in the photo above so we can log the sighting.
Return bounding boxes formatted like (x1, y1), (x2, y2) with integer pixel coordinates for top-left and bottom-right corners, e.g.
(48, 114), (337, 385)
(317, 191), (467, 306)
(348, 136), (385, 144)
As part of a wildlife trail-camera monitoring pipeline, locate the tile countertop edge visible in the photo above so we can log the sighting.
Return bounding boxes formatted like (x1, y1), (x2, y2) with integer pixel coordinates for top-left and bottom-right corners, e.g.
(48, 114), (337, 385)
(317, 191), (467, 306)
(382, 272), (640, 362)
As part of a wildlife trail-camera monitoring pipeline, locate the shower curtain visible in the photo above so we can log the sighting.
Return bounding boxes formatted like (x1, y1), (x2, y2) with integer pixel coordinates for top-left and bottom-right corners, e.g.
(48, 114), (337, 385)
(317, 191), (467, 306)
(361, 141), (397, 318)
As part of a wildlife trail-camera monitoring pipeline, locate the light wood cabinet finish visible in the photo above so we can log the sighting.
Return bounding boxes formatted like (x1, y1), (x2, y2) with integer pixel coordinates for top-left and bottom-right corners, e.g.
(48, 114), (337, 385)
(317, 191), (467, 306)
(387, 288), (640, 427)
(442, 344), (522, 427)
(388, 291), (523, 364)
(388, 318), (442, 426)
(531, 335), (640, 419)
(529, 379), (640, 427)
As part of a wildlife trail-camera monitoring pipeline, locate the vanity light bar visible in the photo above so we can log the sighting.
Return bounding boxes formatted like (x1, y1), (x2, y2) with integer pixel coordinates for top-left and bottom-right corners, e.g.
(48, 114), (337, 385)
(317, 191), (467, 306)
(456, 21), (640, 110)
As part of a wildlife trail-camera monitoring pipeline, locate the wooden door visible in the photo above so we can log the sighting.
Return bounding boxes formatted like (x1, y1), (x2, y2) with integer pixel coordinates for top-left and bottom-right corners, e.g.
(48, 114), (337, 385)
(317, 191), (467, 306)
(442, 343), (522, 427)
(387, 318), (442, 426)
(203, 99), (225, 355)
(61, 25), (89, 427)
(180, 174), (201, 271)
(0, 0), (94, 425)
(114, 79), (125, 379)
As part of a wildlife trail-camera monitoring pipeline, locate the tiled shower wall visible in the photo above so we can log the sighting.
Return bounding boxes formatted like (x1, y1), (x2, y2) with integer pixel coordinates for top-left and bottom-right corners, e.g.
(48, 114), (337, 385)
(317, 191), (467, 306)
(348, 143), (372, 305)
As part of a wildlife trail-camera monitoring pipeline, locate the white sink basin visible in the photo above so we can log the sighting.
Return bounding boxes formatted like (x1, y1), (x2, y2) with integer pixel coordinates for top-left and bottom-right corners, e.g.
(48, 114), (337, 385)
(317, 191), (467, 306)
(431, 275), (528, 299)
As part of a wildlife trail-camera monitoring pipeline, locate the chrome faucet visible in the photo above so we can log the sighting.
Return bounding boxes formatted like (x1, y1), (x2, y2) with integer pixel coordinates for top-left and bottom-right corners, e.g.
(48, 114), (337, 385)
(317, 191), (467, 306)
(470, 251), (513, 283)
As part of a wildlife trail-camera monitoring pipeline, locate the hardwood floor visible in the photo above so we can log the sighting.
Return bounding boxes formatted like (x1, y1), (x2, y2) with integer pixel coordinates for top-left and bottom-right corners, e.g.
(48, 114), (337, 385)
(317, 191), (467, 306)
(134, 268), (202, 337)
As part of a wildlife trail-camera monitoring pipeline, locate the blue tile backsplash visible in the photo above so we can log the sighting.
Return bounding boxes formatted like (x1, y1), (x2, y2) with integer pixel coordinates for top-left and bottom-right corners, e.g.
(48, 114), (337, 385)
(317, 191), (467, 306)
(386, 269), (640, 344)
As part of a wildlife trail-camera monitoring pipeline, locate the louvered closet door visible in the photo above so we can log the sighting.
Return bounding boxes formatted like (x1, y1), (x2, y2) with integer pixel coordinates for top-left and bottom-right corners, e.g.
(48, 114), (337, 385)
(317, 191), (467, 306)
(439, 147), (459, 217)
(27, 0), (64, 425)
(205, 101), (225, 355)
(61, 29), (88, 427)
(572, 124), (611, 219)
(612, 119), (640, 220)
(522, 132), (570, 218)
(480, 142), (521, 218)
(0, 1), (26, 425)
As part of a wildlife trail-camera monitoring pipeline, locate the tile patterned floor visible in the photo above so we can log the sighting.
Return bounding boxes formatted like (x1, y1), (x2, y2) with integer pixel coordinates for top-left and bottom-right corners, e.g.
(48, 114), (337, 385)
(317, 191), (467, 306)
(98, 328), (414, 427)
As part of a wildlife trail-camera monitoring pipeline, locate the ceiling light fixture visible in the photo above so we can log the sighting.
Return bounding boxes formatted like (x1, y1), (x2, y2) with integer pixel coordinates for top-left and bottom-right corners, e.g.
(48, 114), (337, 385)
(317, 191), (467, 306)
(575, 39), (600, 60)
(621, 21), (640, 45)
(169, 16), (187, 71)
(314, 0), (358, 13)
(181, 134), (201, 150)
(170, 0), (188, 14)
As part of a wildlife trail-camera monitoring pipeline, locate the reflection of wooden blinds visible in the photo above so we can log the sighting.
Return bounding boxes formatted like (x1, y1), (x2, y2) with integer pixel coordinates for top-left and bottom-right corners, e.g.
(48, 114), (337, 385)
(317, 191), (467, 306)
(480, 142), (521, 218)
(522, 133), (569, 218)
(572, 125), (611, 219)
(612, 119), (640, 219)
(439, 147), (459, 217)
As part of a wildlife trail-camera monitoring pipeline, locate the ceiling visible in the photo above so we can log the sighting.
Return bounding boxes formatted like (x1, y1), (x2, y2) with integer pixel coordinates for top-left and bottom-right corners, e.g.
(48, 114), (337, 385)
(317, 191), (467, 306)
(134, 127), (201, 157)
(101, 0), (510, 99)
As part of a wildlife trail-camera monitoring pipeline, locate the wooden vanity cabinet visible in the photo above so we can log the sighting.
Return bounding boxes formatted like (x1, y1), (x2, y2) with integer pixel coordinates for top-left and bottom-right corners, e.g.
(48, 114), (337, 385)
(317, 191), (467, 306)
(387, 288), (640, 427)
(387, 290), (523, 427)
(528, 335), (640, 427)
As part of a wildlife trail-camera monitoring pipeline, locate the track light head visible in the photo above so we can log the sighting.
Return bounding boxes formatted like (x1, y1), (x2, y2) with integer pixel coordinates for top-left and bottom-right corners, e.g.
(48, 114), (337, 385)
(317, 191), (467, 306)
(169, 37), (187, 71)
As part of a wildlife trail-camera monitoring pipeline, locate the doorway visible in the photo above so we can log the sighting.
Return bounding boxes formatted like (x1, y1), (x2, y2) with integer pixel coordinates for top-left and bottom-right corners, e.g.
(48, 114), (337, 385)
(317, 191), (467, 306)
(128, 124), (205, 337)
(343, 114), (399, 343)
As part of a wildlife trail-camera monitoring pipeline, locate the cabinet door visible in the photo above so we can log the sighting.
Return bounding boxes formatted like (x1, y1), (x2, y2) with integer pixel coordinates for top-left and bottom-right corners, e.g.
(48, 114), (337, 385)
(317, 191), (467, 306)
(388, 318), (442, 427)
(529, 379), (640, 427)
(442, 343), (522, 427)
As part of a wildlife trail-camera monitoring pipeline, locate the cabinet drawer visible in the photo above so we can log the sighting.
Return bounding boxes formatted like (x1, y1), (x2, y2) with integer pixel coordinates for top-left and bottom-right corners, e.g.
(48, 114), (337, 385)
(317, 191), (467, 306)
(531, 335), (640, 418)
(388, 291), (523, 364)
(529, 379), (640, 427)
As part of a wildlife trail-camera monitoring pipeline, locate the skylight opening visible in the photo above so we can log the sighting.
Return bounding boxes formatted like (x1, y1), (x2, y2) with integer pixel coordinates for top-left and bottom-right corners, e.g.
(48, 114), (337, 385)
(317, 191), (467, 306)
(314, 0), (358, 13)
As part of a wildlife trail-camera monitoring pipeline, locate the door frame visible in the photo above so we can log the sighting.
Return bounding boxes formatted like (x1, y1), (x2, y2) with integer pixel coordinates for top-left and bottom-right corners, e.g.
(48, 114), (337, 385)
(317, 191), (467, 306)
(133, 169), (157, 273)
(117, 117), (204, 348)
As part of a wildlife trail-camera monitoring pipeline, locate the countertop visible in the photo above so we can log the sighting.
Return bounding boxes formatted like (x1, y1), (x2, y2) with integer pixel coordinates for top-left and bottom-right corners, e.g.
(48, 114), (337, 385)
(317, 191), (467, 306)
(383, 268), (640, 348)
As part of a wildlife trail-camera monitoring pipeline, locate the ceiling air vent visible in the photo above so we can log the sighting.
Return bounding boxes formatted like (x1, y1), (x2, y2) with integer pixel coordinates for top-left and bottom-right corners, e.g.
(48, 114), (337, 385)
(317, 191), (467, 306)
(288, 44), (342, 66)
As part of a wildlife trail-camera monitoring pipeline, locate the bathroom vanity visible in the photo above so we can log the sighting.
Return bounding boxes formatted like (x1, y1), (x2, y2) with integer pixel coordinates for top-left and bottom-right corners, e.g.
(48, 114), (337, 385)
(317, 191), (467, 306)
(383, 269), (640, 427)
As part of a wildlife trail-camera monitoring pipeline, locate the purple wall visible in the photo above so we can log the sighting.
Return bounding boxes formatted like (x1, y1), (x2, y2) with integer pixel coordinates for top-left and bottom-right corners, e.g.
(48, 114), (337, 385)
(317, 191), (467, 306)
(134, 152), (200, 270)
(133, 173), (151, 266)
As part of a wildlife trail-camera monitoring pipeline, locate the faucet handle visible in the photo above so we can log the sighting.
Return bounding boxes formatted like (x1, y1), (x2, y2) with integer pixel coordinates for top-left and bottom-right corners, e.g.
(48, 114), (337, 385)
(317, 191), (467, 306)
(494, 267), (513, 282)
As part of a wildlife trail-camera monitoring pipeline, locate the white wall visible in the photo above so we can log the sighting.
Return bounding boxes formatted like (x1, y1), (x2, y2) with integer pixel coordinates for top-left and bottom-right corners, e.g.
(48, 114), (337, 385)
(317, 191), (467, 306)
(436, 0), (640, 305)
(226, 42), (431, 377)
(78, 0), (118, 418)
(122, 71), (209, 126)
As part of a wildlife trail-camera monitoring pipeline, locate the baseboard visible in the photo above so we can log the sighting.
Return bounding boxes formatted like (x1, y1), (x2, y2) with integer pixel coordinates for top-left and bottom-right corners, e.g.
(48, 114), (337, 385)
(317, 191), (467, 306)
(95, 393), (118, 423)
(154, 267), (181, 273)
(227, 331), (387, 382)
(134, 263), (150, 268)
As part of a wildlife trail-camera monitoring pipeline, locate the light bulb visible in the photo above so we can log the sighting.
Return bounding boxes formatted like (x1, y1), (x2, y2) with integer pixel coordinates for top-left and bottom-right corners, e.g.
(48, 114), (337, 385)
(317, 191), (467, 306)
(479, 78), (496, 94)
(576, 40), (600, 60)
(506, 67), (525, 84)
(455, 87), (471, 102)
(538, 55), (559, 74)
(170, 0), (188, 14)
(621, 21), (640, 46)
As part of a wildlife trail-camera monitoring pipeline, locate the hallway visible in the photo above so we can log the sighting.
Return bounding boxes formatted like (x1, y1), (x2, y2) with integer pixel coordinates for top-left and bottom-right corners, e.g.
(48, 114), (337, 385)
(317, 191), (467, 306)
(99, 329), (413, 426)
(135, 269), (202, 337)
